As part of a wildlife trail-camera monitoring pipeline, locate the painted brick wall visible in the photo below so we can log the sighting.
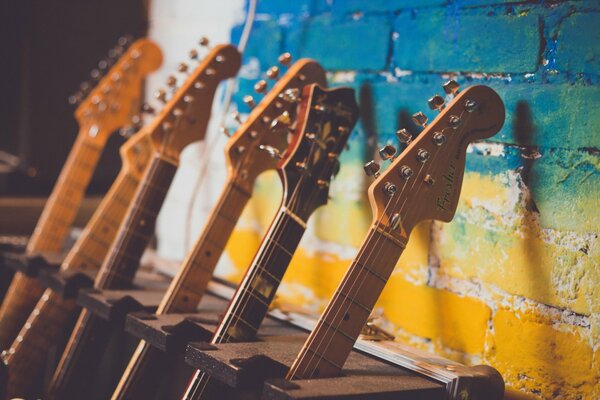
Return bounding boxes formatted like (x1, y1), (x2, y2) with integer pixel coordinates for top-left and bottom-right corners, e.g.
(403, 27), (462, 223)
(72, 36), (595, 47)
(217, 1), (600, 399)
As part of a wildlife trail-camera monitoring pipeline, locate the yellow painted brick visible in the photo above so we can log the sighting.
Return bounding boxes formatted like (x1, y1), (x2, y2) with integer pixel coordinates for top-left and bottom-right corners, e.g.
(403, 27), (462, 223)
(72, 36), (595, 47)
(222, 228), (262, 283)
(486, 308), (599, 399)
(437, 217), (599, 315)
(380, 277), (491, 354)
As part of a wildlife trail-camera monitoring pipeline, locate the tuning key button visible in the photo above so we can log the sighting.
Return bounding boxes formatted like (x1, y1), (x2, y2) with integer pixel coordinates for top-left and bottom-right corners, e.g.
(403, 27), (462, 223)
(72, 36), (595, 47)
(177, 63), (189, 73)
(243, 95), (255, 109)
(219, 125), (231, 137)
(364, 160), (381, 177)
(396, 128), (412, 144)
(166, 75), (177, 87)
(199, 37), (210, 47)
(383, 182), (397, 197)
(231, 111), (243, 124)
(443, 80), (460, 95)
(412, 112), (428, 127)
(189, 49), (199, 60)
(424, 175), (435, 185)
(399, 165), (413, 179)
(465, 99), (478, 112)
(266, 66), (280, 80)
(448, 115), (462, 129)
(68, 92), (83, 105)
(254, 80), (268, 94)
(428, 95), (445, 111)
(432, 132), (446, 146)
(379, 144), (396, 160)
(90, 69), (101, 80)
(154, 89), (168, 103)
(278, 52), (292, 66)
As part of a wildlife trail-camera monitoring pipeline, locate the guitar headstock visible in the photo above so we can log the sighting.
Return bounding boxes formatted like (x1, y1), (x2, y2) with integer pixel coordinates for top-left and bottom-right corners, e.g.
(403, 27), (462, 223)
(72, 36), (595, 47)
(74, 38), (163, 140)
(224, 57), (326, 189)
(280, 84), (359, 220)
(367, 83), (505, 237)
(147, 44), (241, 160)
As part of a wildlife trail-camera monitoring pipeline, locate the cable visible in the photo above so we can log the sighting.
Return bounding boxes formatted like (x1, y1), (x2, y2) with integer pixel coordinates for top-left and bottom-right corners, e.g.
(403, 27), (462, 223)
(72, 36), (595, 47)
(182, 0), (258, 251)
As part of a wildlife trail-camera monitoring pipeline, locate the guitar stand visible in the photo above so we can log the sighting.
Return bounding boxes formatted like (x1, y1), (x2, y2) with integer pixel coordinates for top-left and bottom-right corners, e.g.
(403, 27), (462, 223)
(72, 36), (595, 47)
(77, 287), (166, 323)
(2, 250), (63, 277)
(184, 330), (503, 400)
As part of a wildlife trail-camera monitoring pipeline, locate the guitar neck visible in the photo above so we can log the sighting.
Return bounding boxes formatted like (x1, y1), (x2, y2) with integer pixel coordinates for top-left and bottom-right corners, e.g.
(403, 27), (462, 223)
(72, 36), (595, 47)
(60, 168), (142, 273)
(158, 177), (251, 313)
(213, 207), (306, 343)
(95, 153), (178, 289)
(287, 226), (407, 380)
(26, 131), (107, 253)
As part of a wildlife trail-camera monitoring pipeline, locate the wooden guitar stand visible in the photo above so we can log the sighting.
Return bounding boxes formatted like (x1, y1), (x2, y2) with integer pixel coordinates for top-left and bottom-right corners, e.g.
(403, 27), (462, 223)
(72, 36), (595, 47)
(183, 325), (503, 400)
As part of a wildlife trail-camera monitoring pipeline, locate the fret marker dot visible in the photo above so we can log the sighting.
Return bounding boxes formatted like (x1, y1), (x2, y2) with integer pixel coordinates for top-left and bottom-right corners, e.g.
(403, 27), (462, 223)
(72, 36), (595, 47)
(205, 251), (211, 257)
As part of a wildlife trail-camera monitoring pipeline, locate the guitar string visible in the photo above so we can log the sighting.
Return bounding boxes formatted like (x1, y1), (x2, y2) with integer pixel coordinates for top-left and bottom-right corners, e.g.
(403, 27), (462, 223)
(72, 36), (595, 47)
(293, 105), (471, 378)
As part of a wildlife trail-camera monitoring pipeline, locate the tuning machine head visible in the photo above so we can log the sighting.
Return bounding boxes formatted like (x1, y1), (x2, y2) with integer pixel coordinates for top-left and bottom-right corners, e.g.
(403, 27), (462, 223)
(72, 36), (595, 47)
(378, 144), (396, 161)
(396, 128), (412, 145)
(428, 95), (445, 112)
(443, 79), (460, 96)
(412, 112), (428, 128)
(259, 144), (282, 160)
(364, 160), (381, 178)
(278, 88), (301, 103)
(278, 52), (292, 67)
(266, 66), (280, 80)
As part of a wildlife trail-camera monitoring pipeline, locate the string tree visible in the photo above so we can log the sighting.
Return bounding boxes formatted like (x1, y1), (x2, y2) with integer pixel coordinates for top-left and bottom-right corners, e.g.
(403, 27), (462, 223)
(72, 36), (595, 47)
(259, 144), (282, 160)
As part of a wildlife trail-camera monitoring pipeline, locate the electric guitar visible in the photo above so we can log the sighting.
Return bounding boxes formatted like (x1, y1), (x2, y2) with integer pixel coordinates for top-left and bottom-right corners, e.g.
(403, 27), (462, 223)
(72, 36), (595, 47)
(182, 83), (360, 400)
(112, 57), (327, 399)
(285, 82), (505, 381)
(1, 97), (160, 397)
(0, 38), (162, 351)
(45, 43), (241, 400)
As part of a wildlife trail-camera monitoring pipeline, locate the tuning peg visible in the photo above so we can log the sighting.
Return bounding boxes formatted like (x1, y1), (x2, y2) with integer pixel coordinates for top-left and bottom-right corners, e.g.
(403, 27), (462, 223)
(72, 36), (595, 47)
(219, 125), (231, 137)
(142, 103), (156, 115)
(166, 75), (177, 88)
(243, 95), (256, 109)
(379, 144), (396, 160)
(254, 80), (268, 94)
(189, 49), (199, 60)
(412, 112), (428, 128)
(396, 128), (412, 144)
(428, 95), (445, 112)
(278, 88), (301, 103)
(154, 89), (168, 103)
(90, 69), (101, 80)
(278, 52), (292, 66)
(266, 66), (280, 80)
(98, 58), (109, 71)
(79, 81), (92, 93)
(270, 111), (291, 130)
(118, 126), (137, 138)
(364, 160), (381, 178)
(231, 111), (243, 124)
(118, 35), (133, 48)
(259, 145), (282, 160)
(68, 92), (83, 105)
(442, 80), (460, 95)
(199, 37), (210, 47)
(177, 63), (189, 73)
(131, 114), (143, 129)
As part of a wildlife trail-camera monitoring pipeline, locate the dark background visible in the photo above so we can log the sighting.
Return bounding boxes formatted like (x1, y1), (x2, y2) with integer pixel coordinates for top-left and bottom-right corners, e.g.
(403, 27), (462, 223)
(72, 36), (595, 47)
(0, 0), (148, 196)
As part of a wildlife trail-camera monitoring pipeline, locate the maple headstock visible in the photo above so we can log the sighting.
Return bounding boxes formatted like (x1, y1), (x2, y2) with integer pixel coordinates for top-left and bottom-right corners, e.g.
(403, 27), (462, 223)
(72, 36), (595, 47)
(74, 38), (162, 140)
(280, 84), (359, 220)
(224, 57), (326, 188)
(367, 83), (505, 236)
(146, 44), (241, 161)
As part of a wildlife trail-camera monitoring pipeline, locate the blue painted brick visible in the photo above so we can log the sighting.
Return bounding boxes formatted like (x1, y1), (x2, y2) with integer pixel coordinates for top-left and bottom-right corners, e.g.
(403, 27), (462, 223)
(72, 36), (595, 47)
(231, 19), (283, 68)
(331, 0), (447, 14)
(285, 15), (392, 71)
(454, 0), (521, 6)
(556, 12), (600, 75)
(392, 10), (541, 73)
(253, 0), (329, 16)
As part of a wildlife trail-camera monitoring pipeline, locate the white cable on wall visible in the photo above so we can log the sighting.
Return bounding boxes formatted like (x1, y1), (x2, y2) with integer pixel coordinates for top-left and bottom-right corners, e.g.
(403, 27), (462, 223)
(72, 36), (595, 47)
(182, 0), (258, 251)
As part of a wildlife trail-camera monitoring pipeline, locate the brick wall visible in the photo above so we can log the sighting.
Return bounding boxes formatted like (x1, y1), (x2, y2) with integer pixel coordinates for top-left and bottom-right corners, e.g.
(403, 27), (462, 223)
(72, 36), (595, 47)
(215, 1), (600, 399)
